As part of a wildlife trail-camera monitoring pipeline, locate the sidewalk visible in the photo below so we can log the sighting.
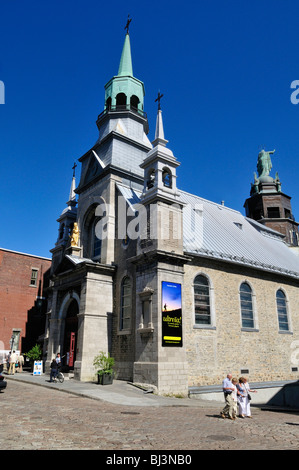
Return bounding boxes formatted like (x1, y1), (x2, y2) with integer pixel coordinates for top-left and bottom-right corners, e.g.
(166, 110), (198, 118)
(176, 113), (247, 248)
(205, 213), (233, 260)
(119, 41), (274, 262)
(3, 371), (222, 408)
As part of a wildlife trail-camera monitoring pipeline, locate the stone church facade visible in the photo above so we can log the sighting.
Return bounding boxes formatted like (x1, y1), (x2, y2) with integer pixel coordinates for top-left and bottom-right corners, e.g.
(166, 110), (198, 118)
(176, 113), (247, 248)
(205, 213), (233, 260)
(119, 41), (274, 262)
(44, 30), (299, 395)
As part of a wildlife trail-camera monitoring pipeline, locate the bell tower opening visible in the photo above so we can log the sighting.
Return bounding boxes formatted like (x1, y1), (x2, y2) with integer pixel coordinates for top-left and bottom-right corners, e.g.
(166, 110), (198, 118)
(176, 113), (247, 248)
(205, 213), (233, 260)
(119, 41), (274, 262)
(130, 95), (140, 110)
(116, 92), (127, 108)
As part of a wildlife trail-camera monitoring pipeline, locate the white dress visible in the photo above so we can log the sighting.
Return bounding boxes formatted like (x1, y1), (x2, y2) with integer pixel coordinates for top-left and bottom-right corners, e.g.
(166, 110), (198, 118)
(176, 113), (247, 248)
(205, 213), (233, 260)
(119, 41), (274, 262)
(237, 384), (247, 416)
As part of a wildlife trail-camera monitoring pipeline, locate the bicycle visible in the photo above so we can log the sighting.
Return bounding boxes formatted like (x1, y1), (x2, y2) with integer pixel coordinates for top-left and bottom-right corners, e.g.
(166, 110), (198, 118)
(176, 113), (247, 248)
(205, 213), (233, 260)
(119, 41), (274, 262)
(53, 370), (64, 383)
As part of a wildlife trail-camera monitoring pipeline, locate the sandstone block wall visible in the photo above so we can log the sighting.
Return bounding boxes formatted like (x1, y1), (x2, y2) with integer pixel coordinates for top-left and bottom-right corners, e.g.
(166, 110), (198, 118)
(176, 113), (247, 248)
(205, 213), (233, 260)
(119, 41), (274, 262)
(184, 258), (299, 386)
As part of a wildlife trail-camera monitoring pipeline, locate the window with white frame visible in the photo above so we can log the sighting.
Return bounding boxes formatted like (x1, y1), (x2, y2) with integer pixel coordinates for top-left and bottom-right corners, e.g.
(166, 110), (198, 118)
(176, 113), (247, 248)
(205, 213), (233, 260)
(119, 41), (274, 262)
(30, 268), (38, 287)
(240, 282), (254, 328)
(276, 289), (289, 331)
(194, 274), (211, 325)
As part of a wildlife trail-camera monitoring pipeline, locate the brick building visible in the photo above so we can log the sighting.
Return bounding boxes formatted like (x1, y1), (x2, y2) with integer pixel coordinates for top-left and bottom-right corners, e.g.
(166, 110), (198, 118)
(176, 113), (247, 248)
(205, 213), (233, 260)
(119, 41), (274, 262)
(44, 29), (299, 395)
(0, 248), (51, 355)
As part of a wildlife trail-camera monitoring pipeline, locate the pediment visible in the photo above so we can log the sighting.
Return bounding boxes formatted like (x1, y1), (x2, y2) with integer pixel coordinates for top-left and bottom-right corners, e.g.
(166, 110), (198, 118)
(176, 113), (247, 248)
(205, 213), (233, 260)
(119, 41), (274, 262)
(82, 151), (104, 186)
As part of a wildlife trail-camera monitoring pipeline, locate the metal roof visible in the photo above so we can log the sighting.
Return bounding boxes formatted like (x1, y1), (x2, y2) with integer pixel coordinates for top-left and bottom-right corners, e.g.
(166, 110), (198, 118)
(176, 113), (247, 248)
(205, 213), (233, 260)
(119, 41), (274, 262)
(116, 183), (299, 279)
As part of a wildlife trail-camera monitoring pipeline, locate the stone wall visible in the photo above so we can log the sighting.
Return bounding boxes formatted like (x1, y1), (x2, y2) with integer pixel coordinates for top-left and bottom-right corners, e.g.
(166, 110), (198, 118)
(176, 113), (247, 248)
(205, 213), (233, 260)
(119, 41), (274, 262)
(184, 257), (299, 386)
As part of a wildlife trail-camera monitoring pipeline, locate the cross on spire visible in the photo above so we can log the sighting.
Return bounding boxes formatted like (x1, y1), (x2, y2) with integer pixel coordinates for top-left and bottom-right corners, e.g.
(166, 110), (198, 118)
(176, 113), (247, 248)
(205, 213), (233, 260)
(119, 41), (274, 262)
(124, 15), (132, 34)
(155, 91), (164, 110)
(72, 162), (77, 177)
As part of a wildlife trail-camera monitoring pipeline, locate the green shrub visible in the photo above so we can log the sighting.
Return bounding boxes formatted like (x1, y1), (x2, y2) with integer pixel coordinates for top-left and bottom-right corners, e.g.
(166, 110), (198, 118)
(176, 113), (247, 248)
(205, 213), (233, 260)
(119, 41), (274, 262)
(25, 344), (42, 362)
(93, 351), (114, 376)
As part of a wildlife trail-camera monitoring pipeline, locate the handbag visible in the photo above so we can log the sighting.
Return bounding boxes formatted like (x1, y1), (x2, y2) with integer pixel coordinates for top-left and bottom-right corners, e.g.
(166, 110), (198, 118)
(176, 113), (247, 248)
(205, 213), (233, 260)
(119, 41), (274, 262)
(248, 393), (251, 401)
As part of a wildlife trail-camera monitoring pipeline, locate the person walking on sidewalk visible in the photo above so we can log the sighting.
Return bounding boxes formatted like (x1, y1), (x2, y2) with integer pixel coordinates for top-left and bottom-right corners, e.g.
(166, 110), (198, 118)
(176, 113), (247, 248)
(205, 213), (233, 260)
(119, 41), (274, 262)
(243, 377), (257, 418)
(236, 377), (247, 417)
(220, 373), (235, 419)
(18, 353), (24, 373)
(8, 350), (17, 375)
(231, 378), (239, 420)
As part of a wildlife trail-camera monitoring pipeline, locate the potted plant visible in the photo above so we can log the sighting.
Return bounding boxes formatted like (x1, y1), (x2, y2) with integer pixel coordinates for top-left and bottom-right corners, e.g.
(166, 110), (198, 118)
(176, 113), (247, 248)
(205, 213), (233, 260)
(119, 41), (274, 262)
(93, 351), (115, 385)
(24, 344), (42, 372)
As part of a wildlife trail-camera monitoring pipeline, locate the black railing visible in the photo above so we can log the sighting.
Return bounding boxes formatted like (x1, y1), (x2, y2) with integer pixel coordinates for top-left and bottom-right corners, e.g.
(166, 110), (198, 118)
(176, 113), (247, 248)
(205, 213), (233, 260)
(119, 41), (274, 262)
(97, 105), (147, 121)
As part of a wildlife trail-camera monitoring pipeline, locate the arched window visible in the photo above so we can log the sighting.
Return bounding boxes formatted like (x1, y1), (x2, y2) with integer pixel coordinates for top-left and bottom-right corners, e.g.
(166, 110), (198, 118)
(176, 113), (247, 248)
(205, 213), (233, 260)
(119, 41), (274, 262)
(194, 275), (210, 325)
(147, 169), (155, 189)
(120, 277), (132, 330)
(92, 218), (102, 260)
(83, 204), (105, 262)
(240, 282), (254, 328)
(276, 289), (289, 331)
(162, 168), (172, 188)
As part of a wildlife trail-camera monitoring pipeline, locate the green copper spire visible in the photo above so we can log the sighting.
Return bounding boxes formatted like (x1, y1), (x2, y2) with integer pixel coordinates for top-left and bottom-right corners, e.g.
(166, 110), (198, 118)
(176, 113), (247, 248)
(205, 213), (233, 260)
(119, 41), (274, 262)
(102, 21), (145, 114)
(118, 33), (133, 77)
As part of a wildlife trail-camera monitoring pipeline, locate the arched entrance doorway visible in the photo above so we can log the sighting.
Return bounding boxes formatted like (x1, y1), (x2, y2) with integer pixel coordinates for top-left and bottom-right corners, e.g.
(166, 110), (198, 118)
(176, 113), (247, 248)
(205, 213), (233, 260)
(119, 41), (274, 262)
(63, 298), (79, 370)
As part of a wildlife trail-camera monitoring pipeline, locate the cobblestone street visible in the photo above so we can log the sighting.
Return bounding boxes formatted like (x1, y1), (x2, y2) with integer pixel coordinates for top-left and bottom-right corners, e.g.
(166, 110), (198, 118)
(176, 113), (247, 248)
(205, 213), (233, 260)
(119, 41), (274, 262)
(1, 380), (299, 452)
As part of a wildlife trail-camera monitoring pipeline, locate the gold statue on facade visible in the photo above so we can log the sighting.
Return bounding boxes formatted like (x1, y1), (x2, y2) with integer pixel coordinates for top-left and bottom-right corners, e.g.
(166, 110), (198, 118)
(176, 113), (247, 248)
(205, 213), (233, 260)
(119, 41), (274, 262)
(70, 222), (79, 247)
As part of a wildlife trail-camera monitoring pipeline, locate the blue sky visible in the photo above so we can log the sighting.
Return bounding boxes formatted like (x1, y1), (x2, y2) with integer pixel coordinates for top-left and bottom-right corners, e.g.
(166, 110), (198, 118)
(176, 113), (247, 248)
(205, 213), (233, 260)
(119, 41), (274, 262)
(1, 0), (299, 258)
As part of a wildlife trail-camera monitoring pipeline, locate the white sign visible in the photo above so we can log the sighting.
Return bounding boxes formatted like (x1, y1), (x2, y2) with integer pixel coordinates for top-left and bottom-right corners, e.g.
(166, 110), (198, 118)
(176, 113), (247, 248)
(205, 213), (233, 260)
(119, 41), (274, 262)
(33, 361), (43, 376)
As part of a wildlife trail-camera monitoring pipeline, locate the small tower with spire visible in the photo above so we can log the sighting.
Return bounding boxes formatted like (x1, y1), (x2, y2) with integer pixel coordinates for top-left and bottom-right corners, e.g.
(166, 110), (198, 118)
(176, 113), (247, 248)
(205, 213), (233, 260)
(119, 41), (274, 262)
(56, 164), (77, 247)
(134, 94), (188, 396)
(140, 93), (180, 203)
(139, 94), (184, 255)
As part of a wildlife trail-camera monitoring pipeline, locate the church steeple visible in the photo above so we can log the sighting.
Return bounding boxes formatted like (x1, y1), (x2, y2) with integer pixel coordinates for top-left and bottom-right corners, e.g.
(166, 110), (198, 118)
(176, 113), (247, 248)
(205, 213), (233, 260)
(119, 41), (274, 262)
(76, 24), (151, 194)
(66, 162), (77, 208)
(118, 33), (133, 77)
(102, 21), (145, 114)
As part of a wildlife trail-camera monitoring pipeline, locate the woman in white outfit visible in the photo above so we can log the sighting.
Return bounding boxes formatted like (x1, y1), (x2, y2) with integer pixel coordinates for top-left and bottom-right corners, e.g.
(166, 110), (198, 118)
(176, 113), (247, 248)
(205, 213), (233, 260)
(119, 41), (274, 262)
(243, 377), (257, 418)
(236, 377), (247, 417)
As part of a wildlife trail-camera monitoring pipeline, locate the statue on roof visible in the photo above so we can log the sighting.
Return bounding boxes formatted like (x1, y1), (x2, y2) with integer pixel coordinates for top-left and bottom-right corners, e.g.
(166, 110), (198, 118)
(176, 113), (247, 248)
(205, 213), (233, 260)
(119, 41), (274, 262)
(251, 172), (259, 194)
(257, 149), (275, 177)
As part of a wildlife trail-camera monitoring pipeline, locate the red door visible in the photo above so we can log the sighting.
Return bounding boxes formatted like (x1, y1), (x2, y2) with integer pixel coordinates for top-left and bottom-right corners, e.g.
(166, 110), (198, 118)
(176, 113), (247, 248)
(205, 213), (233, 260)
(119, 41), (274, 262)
(68, 332), (76, 368)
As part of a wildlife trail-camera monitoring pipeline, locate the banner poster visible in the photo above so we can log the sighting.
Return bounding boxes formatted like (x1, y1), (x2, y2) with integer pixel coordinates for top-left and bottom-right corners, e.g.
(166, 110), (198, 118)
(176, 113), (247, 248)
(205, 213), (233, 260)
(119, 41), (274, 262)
(162, 281), (182, 347)
(33, 360), (43, 376)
